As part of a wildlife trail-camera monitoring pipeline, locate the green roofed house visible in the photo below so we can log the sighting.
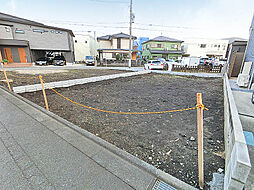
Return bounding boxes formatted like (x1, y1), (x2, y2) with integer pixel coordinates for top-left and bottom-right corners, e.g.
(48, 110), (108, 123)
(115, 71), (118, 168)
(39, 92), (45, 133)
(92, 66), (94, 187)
(142, 36), (184, 60)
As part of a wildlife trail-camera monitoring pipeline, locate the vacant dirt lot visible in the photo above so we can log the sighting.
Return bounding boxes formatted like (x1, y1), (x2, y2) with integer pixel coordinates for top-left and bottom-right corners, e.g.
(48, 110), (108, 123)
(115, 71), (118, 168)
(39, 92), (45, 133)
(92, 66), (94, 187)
(21, 74), (224, 189)
(0, 69), (129, 87)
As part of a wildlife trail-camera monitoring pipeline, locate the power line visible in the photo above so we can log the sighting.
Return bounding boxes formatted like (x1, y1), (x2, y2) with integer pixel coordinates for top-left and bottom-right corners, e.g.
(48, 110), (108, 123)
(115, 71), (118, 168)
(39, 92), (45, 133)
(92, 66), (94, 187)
(38, 19), (198, 30)
(88, 0), (129, 3)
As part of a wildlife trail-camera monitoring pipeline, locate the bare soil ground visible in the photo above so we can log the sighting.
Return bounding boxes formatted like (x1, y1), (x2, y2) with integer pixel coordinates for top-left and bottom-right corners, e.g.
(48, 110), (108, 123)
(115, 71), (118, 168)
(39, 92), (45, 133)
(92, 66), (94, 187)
(20, 74), (224, 189)
(0, 69), (129, 87)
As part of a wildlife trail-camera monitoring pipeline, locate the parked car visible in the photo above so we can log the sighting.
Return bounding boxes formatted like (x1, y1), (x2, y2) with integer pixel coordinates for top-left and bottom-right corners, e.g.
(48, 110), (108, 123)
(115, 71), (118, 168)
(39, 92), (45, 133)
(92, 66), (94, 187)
(214, 59), (226, 66)
(35, 57), (50, 66)
(200, 57), (210, 65)
(85, 56), (94, 66)
(144, 60), (164, 70)
(163, 59), (180, 70)
(52, 56), (66, 66)
(166, 59), (181, 65)
(252, 92), (254, 104)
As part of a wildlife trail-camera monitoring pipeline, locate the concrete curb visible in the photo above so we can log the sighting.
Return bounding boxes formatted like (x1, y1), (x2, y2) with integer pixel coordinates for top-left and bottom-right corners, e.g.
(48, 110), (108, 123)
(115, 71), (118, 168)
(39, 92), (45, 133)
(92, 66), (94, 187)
(223, 75), (252, 189)
(13, 70), (151, 93)
(0, 86), (197, 190)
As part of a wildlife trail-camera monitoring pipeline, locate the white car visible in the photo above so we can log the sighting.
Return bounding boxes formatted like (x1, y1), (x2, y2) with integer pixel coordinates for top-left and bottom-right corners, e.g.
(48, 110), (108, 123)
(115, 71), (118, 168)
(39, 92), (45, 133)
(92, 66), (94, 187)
(144, 60), (164, 70)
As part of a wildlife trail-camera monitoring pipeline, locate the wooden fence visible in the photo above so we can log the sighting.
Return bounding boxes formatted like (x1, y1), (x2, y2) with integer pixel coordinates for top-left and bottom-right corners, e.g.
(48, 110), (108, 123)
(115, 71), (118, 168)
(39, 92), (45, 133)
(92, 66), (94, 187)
(172, 65), (223, 73)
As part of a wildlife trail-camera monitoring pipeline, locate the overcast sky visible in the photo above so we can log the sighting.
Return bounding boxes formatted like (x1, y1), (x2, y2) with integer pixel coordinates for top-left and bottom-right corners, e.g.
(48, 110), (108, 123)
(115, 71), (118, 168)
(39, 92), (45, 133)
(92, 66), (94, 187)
(0, 0), (253, 40)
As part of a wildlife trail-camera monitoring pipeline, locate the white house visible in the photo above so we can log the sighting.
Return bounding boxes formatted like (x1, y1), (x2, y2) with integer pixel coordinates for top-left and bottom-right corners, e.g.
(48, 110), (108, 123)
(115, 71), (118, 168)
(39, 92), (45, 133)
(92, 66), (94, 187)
(182, 38), (229, 58)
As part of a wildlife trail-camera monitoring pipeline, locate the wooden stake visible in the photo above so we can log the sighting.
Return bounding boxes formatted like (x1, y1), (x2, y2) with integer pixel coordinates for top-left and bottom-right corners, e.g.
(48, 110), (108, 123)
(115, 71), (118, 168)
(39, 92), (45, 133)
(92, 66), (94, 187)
(197, 93), (204, 189)
(3, 69), (12, 91)
(39, 75), (49, 111)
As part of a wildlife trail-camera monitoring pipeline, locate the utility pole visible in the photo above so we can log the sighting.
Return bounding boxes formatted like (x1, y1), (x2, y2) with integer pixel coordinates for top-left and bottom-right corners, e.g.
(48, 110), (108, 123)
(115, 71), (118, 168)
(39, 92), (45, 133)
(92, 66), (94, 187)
(128, 0), (133, 68)
(94, 31), (97, 67)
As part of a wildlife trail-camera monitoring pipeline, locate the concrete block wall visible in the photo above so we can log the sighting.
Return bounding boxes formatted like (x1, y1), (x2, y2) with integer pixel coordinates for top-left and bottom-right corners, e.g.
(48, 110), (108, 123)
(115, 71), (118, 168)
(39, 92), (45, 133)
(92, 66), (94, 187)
(13, 71), (151, 94)
(223, 75), (252, 189)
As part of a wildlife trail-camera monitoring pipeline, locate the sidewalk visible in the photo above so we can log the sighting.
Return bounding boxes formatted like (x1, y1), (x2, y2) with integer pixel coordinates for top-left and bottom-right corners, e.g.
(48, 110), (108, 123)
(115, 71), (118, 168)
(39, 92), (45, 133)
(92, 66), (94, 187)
(0, 87), (195, 190)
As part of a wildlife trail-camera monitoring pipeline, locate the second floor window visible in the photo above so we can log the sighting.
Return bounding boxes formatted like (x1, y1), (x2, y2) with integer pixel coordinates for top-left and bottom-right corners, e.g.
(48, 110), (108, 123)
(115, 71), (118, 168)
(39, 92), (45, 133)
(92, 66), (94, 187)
(15, 29), (25, 34)
(117, 38), (121, 49)
(33, 29), (46, 33)
(200, 44), (207, 48)
(171, 44), (178, 49)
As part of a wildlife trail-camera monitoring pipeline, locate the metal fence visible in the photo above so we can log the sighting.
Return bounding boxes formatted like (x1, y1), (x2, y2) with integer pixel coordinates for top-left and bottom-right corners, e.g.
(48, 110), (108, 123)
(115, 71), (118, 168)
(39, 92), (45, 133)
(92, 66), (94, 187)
(172, 65), (223, 73)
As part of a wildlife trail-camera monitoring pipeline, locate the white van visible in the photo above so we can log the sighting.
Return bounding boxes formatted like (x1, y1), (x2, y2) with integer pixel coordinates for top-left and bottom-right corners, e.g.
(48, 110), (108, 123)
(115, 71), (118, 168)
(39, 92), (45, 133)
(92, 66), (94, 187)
(181, 57), (200, 66)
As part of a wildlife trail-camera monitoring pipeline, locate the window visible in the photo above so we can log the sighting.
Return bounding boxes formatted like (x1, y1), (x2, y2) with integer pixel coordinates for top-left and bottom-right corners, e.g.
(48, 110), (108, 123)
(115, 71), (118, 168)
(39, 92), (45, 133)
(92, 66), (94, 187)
(214, 44), (217, 47)
(117, 38), (121, 49)
(33, 29), (45, 33)
(51, 30), (54, 33)
(157, 44), (162, 48)
(15, 29), (25, 34)
(85, 41), (87, 44)
(5, 27), (10, 32)
(75, 40), (77, 43)
(171, 44), (178, 49)
(151, 43), (157, 48)
(200, 44), (206, 48)
(55, 31), (63, 34)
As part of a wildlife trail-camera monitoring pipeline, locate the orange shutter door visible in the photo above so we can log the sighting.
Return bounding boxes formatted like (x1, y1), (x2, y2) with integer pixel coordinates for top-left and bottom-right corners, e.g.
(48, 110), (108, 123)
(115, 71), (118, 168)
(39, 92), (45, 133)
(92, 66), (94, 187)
(18, 48), (27, 63)
(3, 48), (14, 63)
(0, 50), (2, 62)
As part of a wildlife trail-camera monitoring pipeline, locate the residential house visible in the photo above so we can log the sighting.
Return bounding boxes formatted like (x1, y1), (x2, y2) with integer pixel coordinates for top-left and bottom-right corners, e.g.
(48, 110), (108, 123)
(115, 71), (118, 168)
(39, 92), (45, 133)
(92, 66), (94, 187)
(0, 12), (75, 64)
(97, 32), (137, 61)
(142, 36), (184, 60)
(183, 38), (228, 58)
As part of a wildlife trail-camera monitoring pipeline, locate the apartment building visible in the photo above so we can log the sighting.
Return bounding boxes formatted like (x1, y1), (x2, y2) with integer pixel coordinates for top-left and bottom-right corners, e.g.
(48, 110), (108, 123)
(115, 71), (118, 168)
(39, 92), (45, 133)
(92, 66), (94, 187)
(183, 38), (229, 58)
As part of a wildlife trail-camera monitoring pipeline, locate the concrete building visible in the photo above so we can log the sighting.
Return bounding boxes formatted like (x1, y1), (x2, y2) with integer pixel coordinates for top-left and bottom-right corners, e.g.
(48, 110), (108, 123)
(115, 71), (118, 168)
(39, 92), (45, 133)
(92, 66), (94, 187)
(142, 36), (184, 60)
(0, 12), (75, 64)
(97, 32), (137, 60)
(74, 34), (97, 62)
(183, 38), (229, 58)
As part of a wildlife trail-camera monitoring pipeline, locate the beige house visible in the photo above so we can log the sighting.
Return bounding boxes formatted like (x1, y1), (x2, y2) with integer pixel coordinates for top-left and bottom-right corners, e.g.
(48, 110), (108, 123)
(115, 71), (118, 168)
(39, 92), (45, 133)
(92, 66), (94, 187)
(97, 32), (137, 60)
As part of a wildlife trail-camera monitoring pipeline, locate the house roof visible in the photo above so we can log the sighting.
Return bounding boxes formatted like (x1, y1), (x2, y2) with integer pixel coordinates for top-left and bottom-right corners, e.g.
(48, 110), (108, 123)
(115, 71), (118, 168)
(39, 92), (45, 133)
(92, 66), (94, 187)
(144, 36), (183, 43)
(97, 32), (137, 40)
(0, 12), (75, 37)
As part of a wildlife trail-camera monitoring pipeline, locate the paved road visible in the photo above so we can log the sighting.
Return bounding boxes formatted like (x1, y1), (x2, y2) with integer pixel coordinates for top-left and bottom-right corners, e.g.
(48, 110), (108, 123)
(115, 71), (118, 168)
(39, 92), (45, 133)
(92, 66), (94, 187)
(0, 87), (195, 190)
